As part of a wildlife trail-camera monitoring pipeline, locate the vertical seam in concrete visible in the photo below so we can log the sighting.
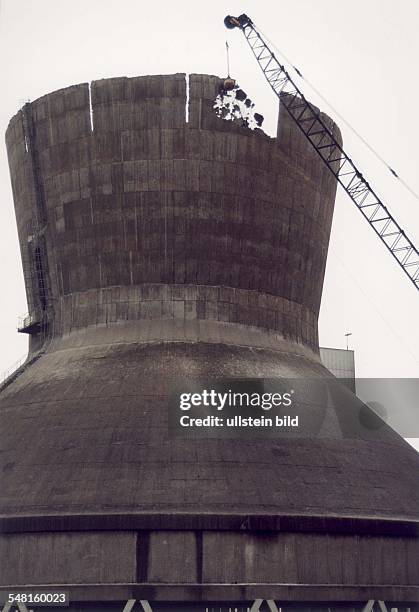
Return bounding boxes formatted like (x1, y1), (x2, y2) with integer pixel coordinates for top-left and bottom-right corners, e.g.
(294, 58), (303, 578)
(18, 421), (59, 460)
(98, 254), (103, 288)
(88, 82), (94, 131)
(129, 250), (134, 286)
(196, 530), (203, 583)
(164, 194), (167, 278)
(185, 73), (190, 124)
(89, 197), (94, 224)
(136, 530), (150, 583)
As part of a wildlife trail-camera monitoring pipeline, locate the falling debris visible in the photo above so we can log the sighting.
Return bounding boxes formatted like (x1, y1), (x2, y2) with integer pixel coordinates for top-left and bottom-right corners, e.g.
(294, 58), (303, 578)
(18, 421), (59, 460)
(214, 81), (264, 130)
(254, 113), (264, 127)
(234, 88), (247, 102)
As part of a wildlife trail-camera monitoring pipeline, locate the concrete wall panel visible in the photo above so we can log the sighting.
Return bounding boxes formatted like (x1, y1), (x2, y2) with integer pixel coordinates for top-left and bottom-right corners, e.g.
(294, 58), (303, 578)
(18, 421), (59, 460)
(1, 529), (417, 592)
(0, 532), (136, 585)
(148, 531), (198, 583)
(202, 531), (419, 586)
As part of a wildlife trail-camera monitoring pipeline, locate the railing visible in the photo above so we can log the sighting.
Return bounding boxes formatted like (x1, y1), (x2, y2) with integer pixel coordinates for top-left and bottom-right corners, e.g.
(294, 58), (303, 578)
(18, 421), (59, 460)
(0, 352), (28, 386)
(17, 311), (41, 332)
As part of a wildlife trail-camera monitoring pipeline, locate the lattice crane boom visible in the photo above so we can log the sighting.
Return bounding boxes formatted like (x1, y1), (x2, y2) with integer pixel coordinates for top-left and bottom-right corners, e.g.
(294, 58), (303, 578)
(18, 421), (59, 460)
(225, 14), (419, 291)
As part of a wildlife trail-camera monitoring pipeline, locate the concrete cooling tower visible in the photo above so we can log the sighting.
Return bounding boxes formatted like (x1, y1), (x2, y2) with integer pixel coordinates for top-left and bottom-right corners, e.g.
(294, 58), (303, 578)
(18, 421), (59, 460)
(1, 73), (418, 611)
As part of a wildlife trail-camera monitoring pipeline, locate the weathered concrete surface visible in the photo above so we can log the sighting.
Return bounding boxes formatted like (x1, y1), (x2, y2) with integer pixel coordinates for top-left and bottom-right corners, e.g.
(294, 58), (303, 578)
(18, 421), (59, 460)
(2, 74), (419, 603)
(1, 340), (418, 519)
(0, 531), (136, 584)
(6, 73), (339, 353)
(0, 529), (417, 595)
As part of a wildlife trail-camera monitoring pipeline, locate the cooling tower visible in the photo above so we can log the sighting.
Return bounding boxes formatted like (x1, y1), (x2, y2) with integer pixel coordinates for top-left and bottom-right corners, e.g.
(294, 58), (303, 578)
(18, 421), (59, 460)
(1, 73), (418, 610)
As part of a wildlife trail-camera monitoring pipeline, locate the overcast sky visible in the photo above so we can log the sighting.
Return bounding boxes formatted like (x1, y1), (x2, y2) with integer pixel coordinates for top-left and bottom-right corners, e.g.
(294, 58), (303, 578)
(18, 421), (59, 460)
(0, 1), (418, 440)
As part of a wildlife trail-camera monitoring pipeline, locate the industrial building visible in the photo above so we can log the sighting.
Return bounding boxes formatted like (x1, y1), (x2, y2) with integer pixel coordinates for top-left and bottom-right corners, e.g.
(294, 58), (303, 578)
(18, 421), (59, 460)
(320, 347), (356, 393)
(0, 72), (418, 611)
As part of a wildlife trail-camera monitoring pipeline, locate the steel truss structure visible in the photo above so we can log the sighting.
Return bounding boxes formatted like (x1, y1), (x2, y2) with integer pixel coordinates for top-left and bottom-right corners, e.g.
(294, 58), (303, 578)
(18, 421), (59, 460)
(225, 14), (419, 291)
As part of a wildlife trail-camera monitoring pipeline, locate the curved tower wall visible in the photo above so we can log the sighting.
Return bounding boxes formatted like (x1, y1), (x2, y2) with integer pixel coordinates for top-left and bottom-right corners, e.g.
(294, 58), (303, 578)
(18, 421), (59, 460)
(6, 73), (339, 354)
(2, 74), (418, 607)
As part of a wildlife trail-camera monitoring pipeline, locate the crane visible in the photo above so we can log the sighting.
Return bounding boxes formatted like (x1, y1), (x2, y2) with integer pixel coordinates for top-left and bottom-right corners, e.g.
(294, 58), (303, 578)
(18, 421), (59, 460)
(224, 14), (419, 291)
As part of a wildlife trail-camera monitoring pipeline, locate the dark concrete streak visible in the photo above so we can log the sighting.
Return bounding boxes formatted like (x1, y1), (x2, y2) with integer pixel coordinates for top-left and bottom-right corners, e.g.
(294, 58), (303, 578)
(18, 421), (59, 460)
(1, 512), (417, 537)
(136, 531), (150, 583)
(195, 530), (203, 583)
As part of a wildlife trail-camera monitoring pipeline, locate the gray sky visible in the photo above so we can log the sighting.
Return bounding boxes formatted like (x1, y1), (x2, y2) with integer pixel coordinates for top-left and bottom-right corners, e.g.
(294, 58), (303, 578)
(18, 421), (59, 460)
(0, 1), (418, 440)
